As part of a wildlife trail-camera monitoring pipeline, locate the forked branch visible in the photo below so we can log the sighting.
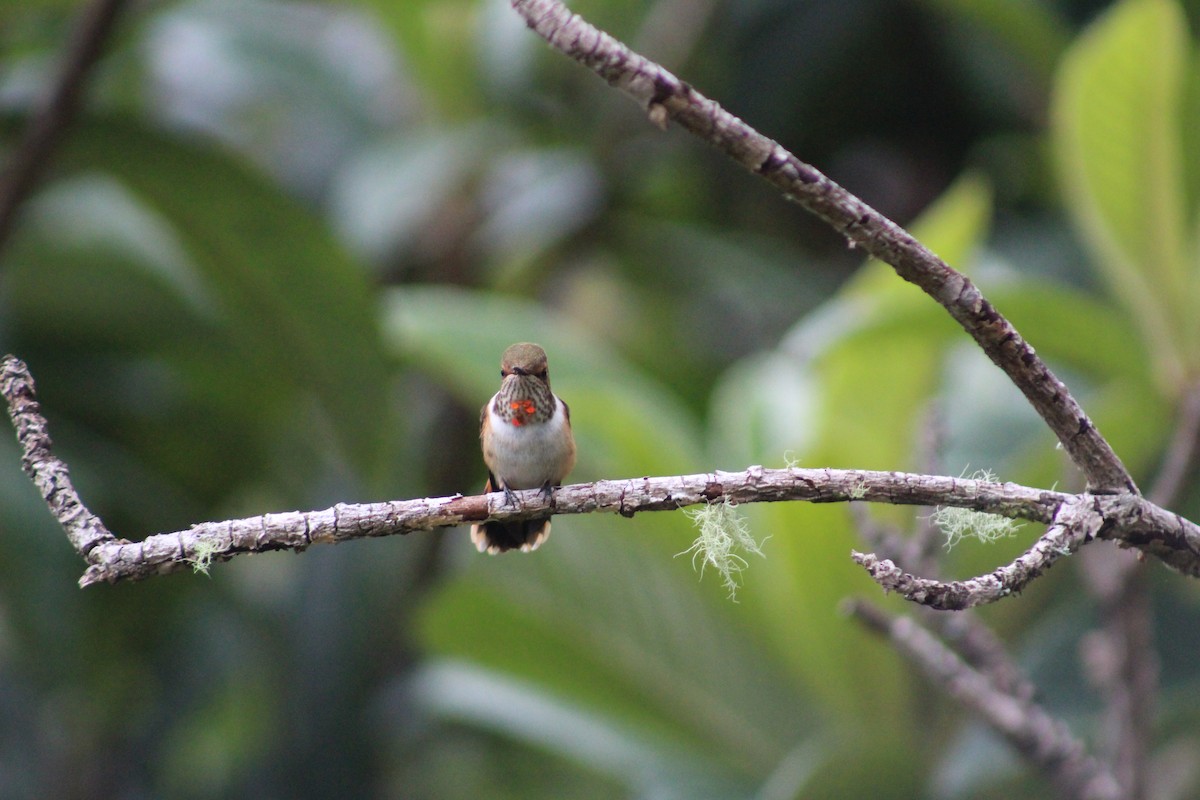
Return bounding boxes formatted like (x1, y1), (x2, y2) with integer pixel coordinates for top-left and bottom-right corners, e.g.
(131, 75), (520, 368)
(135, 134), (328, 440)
(508, 0), (1133, 495)
(2, 0), (1196, 612)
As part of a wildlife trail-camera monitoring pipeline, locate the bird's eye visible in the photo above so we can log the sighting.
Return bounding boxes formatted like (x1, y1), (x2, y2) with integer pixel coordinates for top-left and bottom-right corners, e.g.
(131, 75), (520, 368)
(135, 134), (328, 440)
(536, 370), (548, 379)
(500, 369), (507, 377)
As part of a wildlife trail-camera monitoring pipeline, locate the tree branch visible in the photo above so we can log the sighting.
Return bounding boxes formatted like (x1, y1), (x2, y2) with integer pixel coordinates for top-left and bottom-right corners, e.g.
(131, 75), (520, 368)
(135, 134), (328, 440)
(846, 600), (1121, 800)
(852, 487), (1200, 607)
(75, 466), (1066, 587)
(1149, 378), (1200, 508)
(508, 0), (1134, 494)
(852, 495), (1103, 610)
(0, 0), (131, 255)
(1080, 557), (1156, 800)
(1073, 379), (1200, 799)
(1, 357), (117, 559)
(848, 506), (1037, 701)
(3, 355), (1199, 589)
(922, 608), (1038, 704)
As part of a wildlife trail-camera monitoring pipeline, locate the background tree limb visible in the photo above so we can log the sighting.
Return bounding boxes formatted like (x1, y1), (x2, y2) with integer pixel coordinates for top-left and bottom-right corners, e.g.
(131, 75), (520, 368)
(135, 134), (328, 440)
(0, 0), (130, 255)
(845, 600), (1121, 800)
(1074, 378), (1200, 799)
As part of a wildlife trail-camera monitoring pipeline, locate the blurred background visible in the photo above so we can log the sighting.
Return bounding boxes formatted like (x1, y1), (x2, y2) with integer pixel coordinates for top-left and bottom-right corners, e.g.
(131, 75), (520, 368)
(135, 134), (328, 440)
(3, 0), (1200, 797)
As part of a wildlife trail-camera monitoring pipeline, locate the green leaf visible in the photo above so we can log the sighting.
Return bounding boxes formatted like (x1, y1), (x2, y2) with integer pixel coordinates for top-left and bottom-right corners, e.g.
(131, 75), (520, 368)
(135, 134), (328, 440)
(709, 173), (994, 469)
(916, 0), (1070, 81)
(418, 531), (813, 784)
(383, 285), (701, 480)
(350, 0), (482, 117)
(391, 287), (827, 788)
(1052, 0), (1192, 388)
(411, 660), (762, 799)
(707, 174), (995, 721)
(52, 117), (394, 487)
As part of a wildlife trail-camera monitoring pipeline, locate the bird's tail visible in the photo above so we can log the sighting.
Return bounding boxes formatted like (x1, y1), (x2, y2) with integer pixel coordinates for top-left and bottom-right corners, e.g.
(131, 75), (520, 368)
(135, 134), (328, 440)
(470, 518), (551, 554)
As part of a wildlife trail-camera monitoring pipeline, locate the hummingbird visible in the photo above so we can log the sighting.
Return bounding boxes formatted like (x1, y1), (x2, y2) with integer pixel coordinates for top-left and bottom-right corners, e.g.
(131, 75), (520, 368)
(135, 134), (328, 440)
(470, 342), (576, 554)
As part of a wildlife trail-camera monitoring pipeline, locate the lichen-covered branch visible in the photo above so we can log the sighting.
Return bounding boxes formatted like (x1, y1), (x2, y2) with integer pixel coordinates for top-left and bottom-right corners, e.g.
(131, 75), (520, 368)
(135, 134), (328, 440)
(846, 600), (1121, 800)
(508, 0), (1133, 494)
(852, 495), (1103, 610)
(75, 467), (1064, 587)
(852, 487), (1200, 608)
(4, 355), (1200, 590)
(848, 505), (1036, 701)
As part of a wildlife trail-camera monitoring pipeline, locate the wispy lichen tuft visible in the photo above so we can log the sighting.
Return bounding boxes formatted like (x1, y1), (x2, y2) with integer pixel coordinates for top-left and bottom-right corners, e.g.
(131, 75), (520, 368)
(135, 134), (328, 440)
(934, 469), (1021, 548)
(677, 499), (766, 600)
(186, 538), (221, 577)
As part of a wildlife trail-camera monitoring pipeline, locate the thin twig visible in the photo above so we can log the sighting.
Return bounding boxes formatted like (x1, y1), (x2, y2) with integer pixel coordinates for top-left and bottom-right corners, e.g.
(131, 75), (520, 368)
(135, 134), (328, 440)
(509, 0), (1134, 494)
(1071, 382), (1200, 799)
(852, 495), (1103, 610)
(0, 0), (130, 255)
(923, 610), (1037, 703)
(846, 600), (1120, 800)
(847, 505), (1037, 700)
(0, 357), (116, 557)
(1149, 379), (1200, 508)
(1078, 381), (1200, 798)
(1080, 561), (1156, 800)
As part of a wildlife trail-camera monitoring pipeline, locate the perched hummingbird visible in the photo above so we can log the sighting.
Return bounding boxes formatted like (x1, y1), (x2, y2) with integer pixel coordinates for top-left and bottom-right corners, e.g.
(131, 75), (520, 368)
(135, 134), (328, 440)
(471, 342), (576, 554)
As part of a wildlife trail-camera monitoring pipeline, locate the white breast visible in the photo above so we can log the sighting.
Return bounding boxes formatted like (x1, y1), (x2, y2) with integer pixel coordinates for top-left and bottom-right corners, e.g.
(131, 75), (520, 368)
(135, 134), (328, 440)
(484, 396), (574, 489)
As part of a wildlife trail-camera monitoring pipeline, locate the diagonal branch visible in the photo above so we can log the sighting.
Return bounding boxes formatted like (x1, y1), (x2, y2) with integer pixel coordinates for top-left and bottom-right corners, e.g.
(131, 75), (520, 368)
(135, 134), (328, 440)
(508, 0), (1134, 495)
(923, 608), (1038, 704)
(846, 600), (1121, 800)
(1, 357), (117, 559)
(0, 0), (131, 255)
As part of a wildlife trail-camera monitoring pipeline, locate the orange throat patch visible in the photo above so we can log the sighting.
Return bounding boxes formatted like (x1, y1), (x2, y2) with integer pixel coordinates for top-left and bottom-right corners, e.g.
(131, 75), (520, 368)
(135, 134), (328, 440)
(508, 399), (537, 426)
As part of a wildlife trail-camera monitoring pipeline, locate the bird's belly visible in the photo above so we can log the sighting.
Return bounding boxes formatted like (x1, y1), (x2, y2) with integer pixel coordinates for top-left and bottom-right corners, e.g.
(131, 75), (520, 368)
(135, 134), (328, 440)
(485, 405), (574, 489)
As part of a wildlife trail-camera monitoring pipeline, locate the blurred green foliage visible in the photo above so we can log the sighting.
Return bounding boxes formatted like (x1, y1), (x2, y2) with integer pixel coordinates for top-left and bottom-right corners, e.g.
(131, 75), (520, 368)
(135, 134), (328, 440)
(2, 0), (1200, 797)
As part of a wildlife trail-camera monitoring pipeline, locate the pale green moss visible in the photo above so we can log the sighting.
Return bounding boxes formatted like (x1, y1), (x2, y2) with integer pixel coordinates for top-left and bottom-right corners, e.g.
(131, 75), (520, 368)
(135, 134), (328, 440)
(187, 539), (221, 577)
(677, 500), (766, 600)
(934, 469), (1022, 548)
